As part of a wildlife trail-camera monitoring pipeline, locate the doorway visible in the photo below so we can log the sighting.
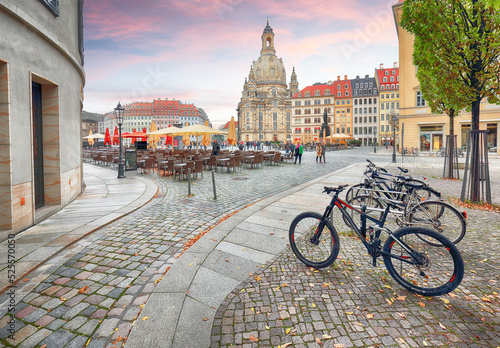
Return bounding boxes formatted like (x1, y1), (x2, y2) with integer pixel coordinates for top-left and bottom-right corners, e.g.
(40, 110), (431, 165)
(32, 81), (44, 208)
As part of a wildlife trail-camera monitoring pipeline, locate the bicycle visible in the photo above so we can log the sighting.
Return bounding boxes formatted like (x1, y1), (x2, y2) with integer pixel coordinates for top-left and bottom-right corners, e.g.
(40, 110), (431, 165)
(345, 160), (439, 204)
(289, 185), (464, 296)
(348, 180), (467, 245)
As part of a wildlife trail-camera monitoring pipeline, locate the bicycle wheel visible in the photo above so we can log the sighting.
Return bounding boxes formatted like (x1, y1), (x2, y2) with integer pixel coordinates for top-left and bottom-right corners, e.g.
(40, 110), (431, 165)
(289, 212), (340, 269)
(408, 201), (466, 245)
(345, 183), (371, 203)
(383, 227), (464, 296)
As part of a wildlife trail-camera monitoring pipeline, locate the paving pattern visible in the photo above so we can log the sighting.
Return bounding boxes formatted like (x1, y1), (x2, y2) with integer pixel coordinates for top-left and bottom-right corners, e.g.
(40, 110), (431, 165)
(0, 148), (373, 348)
(210, 163), (500, 348)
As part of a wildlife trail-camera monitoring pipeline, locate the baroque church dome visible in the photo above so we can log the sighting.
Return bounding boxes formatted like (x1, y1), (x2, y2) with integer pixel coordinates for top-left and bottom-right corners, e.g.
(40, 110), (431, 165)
(250, 21), (287, 86)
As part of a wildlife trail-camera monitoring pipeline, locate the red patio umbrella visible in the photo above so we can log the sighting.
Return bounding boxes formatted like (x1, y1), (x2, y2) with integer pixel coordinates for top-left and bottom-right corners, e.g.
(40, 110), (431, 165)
(132, 128), (136, 145)
(142, 127), (147, 142)
(113, 127), (119, 145)
(104, 128), (112, 146)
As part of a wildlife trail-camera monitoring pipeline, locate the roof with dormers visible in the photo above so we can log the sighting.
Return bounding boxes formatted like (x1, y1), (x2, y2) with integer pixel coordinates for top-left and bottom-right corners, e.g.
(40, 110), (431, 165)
(291, 83), (334, 98)
(375, 67), (400, 91)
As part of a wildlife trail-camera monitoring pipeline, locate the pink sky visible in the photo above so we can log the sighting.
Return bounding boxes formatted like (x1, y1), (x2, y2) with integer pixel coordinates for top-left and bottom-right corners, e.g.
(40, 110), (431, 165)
(83, 0), (399, 128)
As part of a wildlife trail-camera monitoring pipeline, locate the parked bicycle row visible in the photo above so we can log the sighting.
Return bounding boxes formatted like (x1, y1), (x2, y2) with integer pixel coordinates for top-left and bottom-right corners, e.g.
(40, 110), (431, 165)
(288, 159), (467, 297)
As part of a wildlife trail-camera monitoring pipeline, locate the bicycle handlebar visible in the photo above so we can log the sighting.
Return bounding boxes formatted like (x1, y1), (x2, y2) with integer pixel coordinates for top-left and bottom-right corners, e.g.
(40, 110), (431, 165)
(323, 185), (349, 194)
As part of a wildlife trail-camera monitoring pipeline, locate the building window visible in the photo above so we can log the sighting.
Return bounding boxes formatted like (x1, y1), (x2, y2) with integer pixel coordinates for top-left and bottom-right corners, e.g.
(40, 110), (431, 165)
(381, 85), (385, 90)
(416, 91), (426, 107)
(337, 91), (341, 97)
(324, 89), (330, 96)
(345, 91), (349, 96)
(39, 0), (59, 16)
(315, 90), (320, 96)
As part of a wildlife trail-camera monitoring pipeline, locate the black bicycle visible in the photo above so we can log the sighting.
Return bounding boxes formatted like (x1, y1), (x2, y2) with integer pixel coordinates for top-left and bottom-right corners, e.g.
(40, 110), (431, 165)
(289, 185), (464, 296)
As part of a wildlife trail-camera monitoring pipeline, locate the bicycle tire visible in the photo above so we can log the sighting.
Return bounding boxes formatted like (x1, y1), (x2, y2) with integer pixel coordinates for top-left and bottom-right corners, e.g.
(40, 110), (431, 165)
(289, 212), (340, 269)
(383, 226), (464, 296)
(408, 201), (466, 245)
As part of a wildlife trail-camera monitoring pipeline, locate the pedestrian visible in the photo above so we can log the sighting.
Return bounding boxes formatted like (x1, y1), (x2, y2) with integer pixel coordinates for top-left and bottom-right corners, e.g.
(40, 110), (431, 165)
(321, 142), (326, 163)
(316, 143), (322, 163)
(285, 142), (290, 154)
(290, 142), (296, 155)
(212, 139), (221, 156)
(294, 142), (303, 164)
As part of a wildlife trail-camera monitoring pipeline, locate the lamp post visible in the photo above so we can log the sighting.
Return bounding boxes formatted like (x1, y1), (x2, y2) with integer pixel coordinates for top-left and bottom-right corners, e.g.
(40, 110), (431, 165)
(373, 127), (377, 153)
(390, 110), (399, 163)
(115, 102), (125, 178)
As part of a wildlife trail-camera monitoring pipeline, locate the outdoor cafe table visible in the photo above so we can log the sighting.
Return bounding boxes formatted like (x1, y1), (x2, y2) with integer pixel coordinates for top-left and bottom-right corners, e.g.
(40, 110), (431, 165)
(173, 163), (187, 181)
(216, 158), (230, 172)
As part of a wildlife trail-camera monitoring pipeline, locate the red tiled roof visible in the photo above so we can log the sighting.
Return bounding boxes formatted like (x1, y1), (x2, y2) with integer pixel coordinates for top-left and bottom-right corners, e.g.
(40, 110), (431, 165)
(221, 120), (238, 130)
(292, 84), (334, 98)
(375, 67), (400, 91)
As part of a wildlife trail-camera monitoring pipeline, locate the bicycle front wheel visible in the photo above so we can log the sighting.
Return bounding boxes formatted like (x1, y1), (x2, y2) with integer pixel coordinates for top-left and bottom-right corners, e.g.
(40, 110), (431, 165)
(289, 212), (340, 269)
(408, 201), (466, 245)
(383, 227), (464, 296)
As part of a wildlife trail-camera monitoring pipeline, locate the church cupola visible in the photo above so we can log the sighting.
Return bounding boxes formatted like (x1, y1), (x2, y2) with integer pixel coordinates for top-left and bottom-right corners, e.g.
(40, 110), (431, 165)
(260, 20), (276, 56)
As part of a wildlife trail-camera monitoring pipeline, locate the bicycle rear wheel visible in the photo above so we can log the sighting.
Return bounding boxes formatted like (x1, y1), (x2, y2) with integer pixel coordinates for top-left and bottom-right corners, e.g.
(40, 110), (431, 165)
(345, 183), (371, 203)
(408, 201), (466, 245)
(289, 212), (340, 269)
(383, 227), (464, 296)
(347, 195), (384, 231)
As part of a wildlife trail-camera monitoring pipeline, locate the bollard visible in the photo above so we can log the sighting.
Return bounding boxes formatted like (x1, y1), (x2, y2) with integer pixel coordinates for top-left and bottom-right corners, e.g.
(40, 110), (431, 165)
(187, 168), (191, 196)
(211, 170), (217, 200)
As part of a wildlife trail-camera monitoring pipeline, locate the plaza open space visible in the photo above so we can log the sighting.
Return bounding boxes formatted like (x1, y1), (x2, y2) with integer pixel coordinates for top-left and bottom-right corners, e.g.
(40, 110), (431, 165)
(0, 147), (499, 347)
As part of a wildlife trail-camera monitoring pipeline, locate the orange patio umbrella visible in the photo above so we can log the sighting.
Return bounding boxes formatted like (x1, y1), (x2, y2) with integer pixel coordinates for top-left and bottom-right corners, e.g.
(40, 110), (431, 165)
(227, 116), (237, 148)
(201, 121), (211, 147)
(87, 130), (94, 146)
(132, 128), (137, 145)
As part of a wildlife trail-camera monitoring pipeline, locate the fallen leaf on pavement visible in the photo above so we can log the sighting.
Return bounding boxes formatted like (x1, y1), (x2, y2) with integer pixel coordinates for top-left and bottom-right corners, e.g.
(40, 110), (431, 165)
(397, 295), (406, 301)
(202, 317), (209, 321)
(366, 313), (374, 319)
(249, 335), (258, 342)
(142, 316), (149, 321)
(315, 337), (323, 346)
(418, 301), (426, 307)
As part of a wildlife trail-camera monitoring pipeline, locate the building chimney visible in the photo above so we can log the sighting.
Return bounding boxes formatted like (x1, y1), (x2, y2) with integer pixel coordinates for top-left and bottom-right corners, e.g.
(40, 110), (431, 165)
(344, 75), (347, 80)
(393, 62), (398, 68)
(380, 63), (384, 69)
(337, 76), (340, 81)
(365, 74), (369, 78)
(356, 75), (359, 79)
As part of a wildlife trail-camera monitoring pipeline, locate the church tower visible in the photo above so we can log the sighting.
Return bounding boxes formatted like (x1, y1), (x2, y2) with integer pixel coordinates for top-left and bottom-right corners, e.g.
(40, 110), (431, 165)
(237, 21), (299, 143)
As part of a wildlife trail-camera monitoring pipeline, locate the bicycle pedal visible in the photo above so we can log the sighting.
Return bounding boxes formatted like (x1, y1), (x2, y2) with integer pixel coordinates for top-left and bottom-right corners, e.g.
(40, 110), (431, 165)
(372, 257), (377, 267)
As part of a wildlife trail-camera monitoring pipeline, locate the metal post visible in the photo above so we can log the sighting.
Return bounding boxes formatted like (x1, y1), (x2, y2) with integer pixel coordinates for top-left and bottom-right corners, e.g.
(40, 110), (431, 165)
(187, 168), (191, 196)
(211, 170), (217, 200)
(392, 125), (397, 163)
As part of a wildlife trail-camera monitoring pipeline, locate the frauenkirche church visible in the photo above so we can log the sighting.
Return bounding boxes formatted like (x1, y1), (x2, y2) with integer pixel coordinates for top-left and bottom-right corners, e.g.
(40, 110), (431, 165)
(237, 21), (299, 143)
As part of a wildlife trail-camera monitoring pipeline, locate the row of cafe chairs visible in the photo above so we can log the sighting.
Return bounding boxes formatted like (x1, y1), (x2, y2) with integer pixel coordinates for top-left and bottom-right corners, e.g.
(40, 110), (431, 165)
(84, 147), (295, 179)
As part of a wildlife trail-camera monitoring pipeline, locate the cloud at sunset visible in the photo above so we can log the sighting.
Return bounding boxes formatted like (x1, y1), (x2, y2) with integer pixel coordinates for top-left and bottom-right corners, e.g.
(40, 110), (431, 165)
(83, 0), (399, 127)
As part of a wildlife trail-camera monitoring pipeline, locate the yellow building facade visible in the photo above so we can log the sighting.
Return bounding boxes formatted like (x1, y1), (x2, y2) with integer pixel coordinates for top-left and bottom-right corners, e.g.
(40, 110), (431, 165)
(393, 2), (500, 155)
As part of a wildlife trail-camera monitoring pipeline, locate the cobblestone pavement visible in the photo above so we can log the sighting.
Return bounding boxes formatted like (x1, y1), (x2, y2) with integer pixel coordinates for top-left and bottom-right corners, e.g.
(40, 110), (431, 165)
(211, 163), (500, 348)
(0, 148), (375, 348)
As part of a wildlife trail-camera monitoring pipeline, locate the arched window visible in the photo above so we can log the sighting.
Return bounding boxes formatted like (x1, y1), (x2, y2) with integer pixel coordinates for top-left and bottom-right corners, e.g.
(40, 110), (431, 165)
(392, 70), (396, 75)
(381, 85), (385, 90)
(337, 91), (341, 97)
(305, 91), (311, 97)
(385, 71), (389, 75)
(314, 90), (320, 96)
(324, 89), (330, 96)
(390, 76), (394, 82)
(383, 77), (387, 82)
(345, 91), (349, 96)
(271, 89), (276, 97)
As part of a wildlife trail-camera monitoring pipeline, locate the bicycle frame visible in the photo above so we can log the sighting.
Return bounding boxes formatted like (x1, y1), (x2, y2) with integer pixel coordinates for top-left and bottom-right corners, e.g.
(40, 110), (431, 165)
(323, 194), (420, 266)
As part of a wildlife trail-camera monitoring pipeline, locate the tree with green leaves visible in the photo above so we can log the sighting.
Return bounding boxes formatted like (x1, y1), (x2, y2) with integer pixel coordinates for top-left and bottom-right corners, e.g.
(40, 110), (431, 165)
(401, 0), (500, 202)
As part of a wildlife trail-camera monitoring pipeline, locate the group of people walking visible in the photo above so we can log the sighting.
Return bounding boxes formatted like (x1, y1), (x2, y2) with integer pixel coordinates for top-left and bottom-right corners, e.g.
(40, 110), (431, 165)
(283, 142), (326, 164)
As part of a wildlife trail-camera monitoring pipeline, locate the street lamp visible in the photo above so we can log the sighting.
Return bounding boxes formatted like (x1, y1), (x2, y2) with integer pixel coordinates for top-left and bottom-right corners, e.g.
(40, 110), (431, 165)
(114, 102), (125, 178)
(373, 127), (377, 153)
(389, 109), (399, 163)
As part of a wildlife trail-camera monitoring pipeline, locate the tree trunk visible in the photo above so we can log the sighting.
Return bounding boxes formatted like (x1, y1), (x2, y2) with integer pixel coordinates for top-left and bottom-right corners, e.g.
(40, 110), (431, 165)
(448, 109), (455, 179)
(470, 99), (481, 202)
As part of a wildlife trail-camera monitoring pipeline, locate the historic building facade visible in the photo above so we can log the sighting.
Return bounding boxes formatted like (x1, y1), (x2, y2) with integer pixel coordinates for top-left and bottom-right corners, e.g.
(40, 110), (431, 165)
(352, 75), (379, 146)
(375, 63), (400, 146)
(393, 1), (499, 154)
(333, 76), (353, 135)
(237, 21), (299, 143)
(0, 0), (85, 237)
(291, 82), (334, 143)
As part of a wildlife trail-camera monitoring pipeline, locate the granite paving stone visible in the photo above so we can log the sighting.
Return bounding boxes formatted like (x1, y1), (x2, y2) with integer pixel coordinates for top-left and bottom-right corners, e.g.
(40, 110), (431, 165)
(2, 150), (499, 348)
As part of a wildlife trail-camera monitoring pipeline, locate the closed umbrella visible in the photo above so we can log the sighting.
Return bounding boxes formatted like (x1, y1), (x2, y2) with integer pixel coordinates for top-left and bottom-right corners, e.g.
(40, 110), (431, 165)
(149, 121), (159, 149)
(132, 128), (136, 145)
(113, 127), (119, 146)
(202, 121), (211, 148)
(142, 127), (147, 142)
(227, 116), (237, 149)
(87, 130), (94, 146)
(182, 123), (191, 147)
(104, 128), (112, 146)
